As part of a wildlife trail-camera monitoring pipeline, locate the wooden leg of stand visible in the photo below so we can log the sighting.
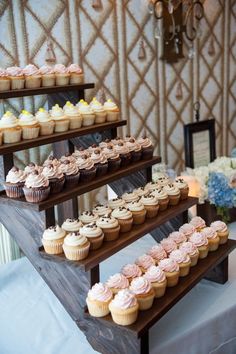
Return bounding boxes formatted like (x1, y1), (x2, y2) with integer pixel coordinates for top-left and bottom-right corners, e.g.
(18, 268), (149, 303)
(141, 332), (149, 354)
(205, 256), (228, 284)
(89, 265), (100, 287)
(45, 208), (56, 228)
(146, 166), (152, 182)
(182, 210), (188, 224)
(3, 153), (14, 178)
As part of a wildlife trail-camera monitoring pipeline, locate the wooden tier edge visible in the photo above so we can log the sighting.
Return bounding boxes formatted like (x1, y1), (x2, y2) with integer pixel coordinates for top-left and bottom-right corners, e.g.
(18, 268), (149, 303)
(38, 197), (198, 271)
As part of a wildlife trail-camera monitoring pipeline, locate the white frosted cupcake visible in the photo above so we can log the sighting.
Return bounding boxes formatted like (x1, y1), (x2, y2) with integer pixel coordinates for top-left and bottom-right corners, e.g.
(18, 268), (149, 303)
(54, 64), (70, 86)
(139, 193), (159, 218)
(79, 102), (95, 126)
(150, 188), (169, 211)
(86, 283), (113, 317)
(130, 276), (155, 310)
(108, 197), (126, 210)
(133, 187), (149, 198)
(40, 65), (55, 87)
(210, 220), (229, 244)
(36, 108), (55, 136)
(18, 110), (40, 140)
(122, 191), (139, 203)
(63, 232), (90, 260)
(93, 204), (112, 217)
(96, 215), (120, 241)
(62, 218), (83, 234)
(79, 211), (98, 224)
(126, 200), (146, 225)
(174, 178), (189, 200)
(111, 207), (133, 233)
(63, 101), (82, 129)
(163, 183), (180, 206)
(4, 166), (26, 198)
(0, 111), (22, 143)
(23, 171), (50, 203)
(42, 163), (65, 193)
(109, 289), (139, 325)
(144, 265), (167, 298)
(42, 225), (66, 254)
(50, 104), (70, 132)
(103, 99), (120, 122)
(80, 222), (104, 250)
(145, 181), (160, 191)
(23, 64), (41, 88)
(90, 97), (107, 124)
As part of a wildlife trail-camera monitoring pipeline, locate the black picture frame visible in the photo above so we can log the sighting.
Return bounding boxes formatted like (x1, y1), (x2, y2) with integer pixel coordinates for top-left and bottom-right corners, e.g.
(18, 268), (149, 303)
(184, 119), (216, 168)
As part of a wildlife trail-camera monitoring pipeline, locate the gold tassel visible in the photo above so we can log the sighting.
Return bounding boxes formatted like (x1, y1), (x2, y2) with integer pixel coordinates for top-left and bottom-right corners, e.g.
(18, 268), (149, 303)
(175, 81), (183, 100)
(208, 37), (215, 57)
(138, 39), (146, 60)
(92, 0), (103, 10)
(45, 39), (56, 64)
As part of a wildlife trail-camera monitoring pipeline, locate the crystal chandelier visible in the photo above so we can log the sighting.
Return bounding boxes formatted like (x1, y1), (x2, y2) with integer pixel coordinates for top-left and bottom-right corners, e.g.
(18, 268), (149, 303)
(148, 0), (204, 62)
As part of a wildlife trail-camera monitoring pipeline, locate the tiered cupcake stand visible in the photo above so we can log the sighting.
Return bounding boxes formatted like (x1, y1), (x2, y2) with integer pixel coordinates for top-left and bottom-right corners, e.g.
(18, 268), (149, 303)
(0, 84), (235, 354)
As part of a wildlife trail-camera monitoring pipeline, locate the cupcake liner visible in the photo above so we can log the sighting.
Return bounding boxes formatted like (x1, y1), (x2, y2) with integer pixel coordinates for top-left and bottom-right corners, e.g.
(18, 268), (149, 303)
(152, 280), (167, 298)
(190, 253), (199, 267)
(218, 232), (229, 244)
(49, 176), (65, 194)
(118, 217), (133, 233)
(64, 172), (80, 188)
(0, 132), (2, 146)
(108, 158), (121, 172)
(22, 125), (40, 140)
(2, 128), (22, 144)
(94, 112), (107, 124)
(70, 73), (84, 85)
(54, 119), (70, 132)
(165, 271), (180, 287)
(136, 290), (155, 310)
(130, 150), (142, 162)
(158, 199), (169, 211)
(62, 242), (90, 261)
(23, 186), (50, 203)
(87, 233), (104, 251)
(180, 188), (189, 200)
(106, 111), (119, 122)
(132, 210), (146, 225)
(0, 78), (10, 91)
(82, 114), (95, 126)
(208, 237), (220, 251)
(109, 304), (139, 326)
(95, 163), (108, 177)
(55, 74), (70, 86)
(120, 153), (131, 167)
(4, 182), (25, 198)
(25, 76), (41, 89)
(79, 168), (97, 182)
(168, 195), (180, 206)
(103, 225), (120, 242)
(144, 204), (159, 219)
(179, 262), (191, 277)
(198, 245), (209, 259)
(86, 297), (111, 317)
(41, 74), (55, 87)
(68, 116), (83, 130)
(141, 146), (154, 160)
(10, 77), (25, 90)
(39, 121), (55, 136)
(42, 237), (64, 255)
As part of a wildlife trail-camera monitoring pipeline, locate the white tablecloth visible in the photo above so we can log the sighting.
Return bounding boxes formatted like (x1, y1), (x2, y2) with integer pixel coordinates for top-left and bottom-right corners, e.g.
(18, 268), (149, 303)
(1, 223), (236, 354)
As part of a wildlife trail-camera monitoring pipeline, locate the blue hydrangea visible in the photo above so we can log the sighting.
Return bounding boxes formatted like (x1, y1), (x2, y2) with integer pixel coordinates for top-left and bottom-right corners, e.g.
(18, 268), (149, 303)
(208, 172), (236, 208)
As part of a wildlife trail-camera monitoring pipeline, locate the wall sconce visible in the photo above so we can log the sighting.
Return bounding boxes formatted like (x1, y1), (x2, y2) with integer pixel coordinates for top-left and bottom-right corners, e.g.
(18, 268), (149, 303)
(148, 0), (204, 63)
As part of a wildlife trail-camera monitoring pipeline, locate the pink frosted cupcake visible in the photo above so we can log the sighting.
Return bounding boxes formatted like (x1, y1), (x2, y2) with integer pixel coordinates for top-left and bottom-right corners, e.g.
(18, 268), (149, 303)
(4, 166), (26, 198)
(68, 63), (84, 84)
(144, 265), (167, 298)
(147, 244), (167, 263)
(169, 249), (191, 277)
(159, 258), (180, 287)
(129, 276), (155, 310)
(121, 263), (142, 283)
(160, 238), (177, 255)
(168, 231), (187, 246)
(189, 232), (209, 259)
(109, 289), (139, 325)
(86, 283), (113, 317)
(6, 66), (24, 90)
(39, 64), (55, 87)
(179, 223), (196, 239)
(54, 64), (70, 86)
(135, 254), (155, 273)
(210, 221), (229, 245)
(190, 216), (206, 231)
(179, 241), (199, 267)
(106, 273), (129, 295)
(23, 171), (50, 203)
(202, 227), (220, 251)
(23, 64), (41, 88)
(0, 68), (10, 91)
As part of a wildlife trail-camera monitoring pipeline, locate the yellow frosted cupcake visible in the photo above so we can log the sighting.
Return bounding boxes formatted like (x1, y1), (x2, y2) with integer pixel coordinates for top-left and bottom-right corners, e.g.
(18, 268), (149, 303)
(159, 258), (180, 287)
(79, 102), (95, 126)
(35, 108), (55, 136)
(202, 227), (220, 251)
(63, 101), (82, 129)
(50, 104), (70, 132)
(130, 276), (155, 310)
(210, 220), (229, 245)
(103, 99), (120, 122)
(42, 225), (66, 255)
(0, 111), (22, 143)
(86, 283), (113, 317)
(109, 289), (139, 326)
(144, 265), (167, 298)
(63, 232), (90, 261)
(189, 232), (209, 259)
(19, 110), (40, 139)
(169, 249), (191, 277)
(90, 98), (107, 124)
(106, 273), (129, 295)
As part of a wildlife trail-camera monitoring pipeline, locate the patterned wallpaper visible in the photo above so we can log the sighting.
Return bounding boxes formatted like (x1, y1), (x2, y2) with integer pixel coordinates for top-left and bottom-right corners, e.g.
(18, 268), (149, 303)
(0, 0), (235, 172)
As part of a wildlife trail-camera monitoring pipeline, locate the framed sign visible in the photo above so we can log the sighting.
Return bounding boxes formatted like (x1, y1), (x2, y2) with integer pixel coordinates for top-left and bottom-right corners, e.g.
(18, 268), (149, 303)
(184, 119), (216, 168)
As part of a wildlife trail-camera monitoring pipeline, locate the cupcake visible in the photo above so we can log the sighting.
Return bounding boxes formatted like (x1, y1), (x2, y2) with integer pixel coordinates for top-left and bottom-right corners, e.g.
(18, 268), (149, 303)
(210, 221), (229, 245)
(80, 222), (104, 250)
(179, 223), (196, 239)
(189, 232), (209, 259)
(159, 258), (180, 287)
(135, 254), (155, 273)
(169, 249), (191, 277)
(96, 215), (120, 241)
(99, 138), (112, 149)
(147, 244), (167, 263)
(122, 191), (139, 203)
(155, 176), (170, 187)
(86, 283), (113, 318)
(111, 207), (133, 233)
(76, 155), (96, 182)
(39, 65), (55, 87)
(35, 108), (55, 136)
(23, 171), (50, 203)
(111, 137), (124, 145)
(63, 101), (82, 130)
(73, 147), (89, 159)
(202, 227), (220, 251)
(42, 164), (65, 193)
(6, 66), (24, 90)
(0, 68), (10, 91)
(106, 273), (129, 294)
(4, 166), (26, 198)
(121, 264), (142, 283)
(54, 64), (70, 86)
(160, 238), (177, 255)
(133, 187), (149, 198)
(126, 200), (146, 225)
(139, 194), (159, 218)
(150, 188), (169, 211)
(103, 99), (120, 122)
(125, 138), (142, 162)
(114, 142), (131, 167)
(102, 144), (121, 172)
(19, 110), (40, 140)
(174, 178), (189, 200)
(168, 231), (187, 246)
(145, 181), (160, 192)
(0, 111), (22, 143)
(63, 232), (90, 261)
(79, 211), (98, 225)
(59, 159), (80, 187)
(79, 102), (95, 126)
(90, 149), (108, 177)
(24, 162), (41, 175)
(144, 265), (167, 298)
(50, 104), (70, 132)
(68, 63), (84, 84)
(163, 184), (180, 206)
(90, 98), (107, 124)
(129, 277), (155, 310)
(179, 241), (199, 267)
(42, 225), (66, 255)
(137, 136), (154, 160)
(93, 204), (112, 217)
(0, 131), (2, 145)
(62, 218), (83, 234)
(43, 155), (61, 168)
(109, 289), (139, 326)
(189, 216), (206, 231)
(22, 64), (41, 88)
(108, 197), (126, 210)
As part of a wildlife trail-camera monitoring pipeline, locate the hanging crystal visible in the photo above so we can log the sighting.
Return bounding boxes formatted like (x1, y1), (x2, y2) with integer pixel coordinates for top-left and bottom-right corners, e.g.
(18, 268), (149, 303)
(45, 39), (56, 64)
(208, 38), (215, 57)
(138, 39), (146, 60)
(154, 23), (162, 39)
(175, 81), (183, 100)
(92, 0), (102, 10)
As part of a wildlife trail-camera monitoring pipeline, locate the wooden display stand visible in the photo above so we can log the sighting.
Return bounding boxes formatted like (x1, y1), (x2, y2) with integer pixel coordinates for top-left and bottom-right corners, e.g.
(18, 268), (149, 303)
(0, 85), (235, 354)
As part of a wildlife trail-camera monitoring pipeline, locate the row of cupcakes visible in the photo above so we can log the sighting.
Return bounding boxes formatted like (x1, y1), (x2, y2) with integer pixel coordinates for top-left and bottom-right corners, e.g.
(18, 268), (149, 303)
(0, 99), (119, 144)
(86, 216), (229, 325)
(41, 179), (190, 259)
(0, 64), (83, 91)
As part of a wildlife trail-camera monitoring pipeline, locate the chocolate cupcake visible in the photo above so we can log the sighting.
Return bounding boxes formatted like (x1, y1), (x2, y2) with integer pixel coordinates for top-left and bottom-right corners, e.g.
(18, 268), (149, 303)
(102, 144), (121, 172)
(43, 155), (61, 168)
(42, 164), (65, 194)
(4, 166), (26, 198)
(60, 153), (76, 164)
(24, 162), (42, 175)
(91, 148), (108, 177)
(137, 135), (154, 160)
(76, 155), (96, 182)
(125, 138), (142, 162)
(23, 170), (50, 203)
(99, 138), (112, 149)
(59, 159), (80, 188)
(114, 142), (131, 167)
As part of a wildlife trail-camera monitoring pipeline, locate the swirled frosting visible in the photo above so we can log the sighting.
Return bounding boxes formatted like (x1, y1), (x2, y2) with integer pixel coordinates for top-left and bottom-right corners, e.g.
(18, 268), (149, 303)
(190, 216), (206, 229)
(179, 241), (199, 256)
(159, 258), (180, 272)
(114, 142), (129, 155)
(80, 222), (103, 238)
(68, 63), (82, 74)
(122, 191), (139, 203)
(76, 99), (86, 108)
(163, 184), (180, 196)
(63, 232), (88, 246)
(179, 223), (196, 237)
(54, 64), (68, 74)
(76, 156), (94, 170)
(25, 171), (49, 188)
(62, 218), (83, 232)
(137, 137), (153, 148)
(126, 200), (145, 212)
(24, 162), (41, 175)
(103, 99), (119, 111)
(93, 204), (112, 216)
(43, 156), (60, 168)
(35, 108), (52, 122)
(108, 198), (126, 209)
(140, 194), (158, 206)
(79, 103), (94, 115)
(91, 149), (107, 165)
(6, 167), (26, 184)
(189, 232), (208, 247)
(126, 139), (141, 152)
(43, 225), (66, 240)
(106, 273), (129, 290)
(147, 244), (167, 261)
(168, 231), (187, 245)
(60, 154), (76, 164)
(202, 227), (218, 239)
(111, 207), (132, 220)
(111, 137), (123, 145)
(150, 188), (168, 200)
(155, 176), (170, 186)
(169, 249), (191, 264)
(23, 64), (40, 76)
(79, 211), (98, 224)
(50, 104), (67, 120)
(144, 265), (166, 283)
(99, 139), (112, 149)
(135, 254), (155, 270)
(87, 283), (112, 302)
(0, 111), (19, 128)
(110, 289), (137, 309)
(160, 238), (177, 254)
(133, 187), (149, 197)
(42, 164), (64, 180)
(90, 98), (105, 113)
(39, 65), (54, 75)
(174, 178), (189, 189)
(210, 221), (228, 233)
(121, 264), (142, 279)
(59, 160), (78, 176)
(102, 145), (120, 160)
(130, 277), (151, 294)
(6, 66), (23, 77)
(96, 215), (119, 229)
(145, 182), (160, 191)
(0, 68), (8, 77)
(19, 110), (38, 126)
(63, 102), (80, 116)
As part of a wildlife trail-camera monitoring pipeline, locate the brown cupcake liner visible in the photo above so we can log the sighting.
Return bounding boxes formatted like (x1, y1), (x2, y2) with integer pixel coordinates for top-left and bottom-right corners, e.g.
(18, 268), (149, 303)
(54, 119), (70, 132)
(95, 163), (108, 177)
(108, 158), (121, 172)
(49, 176), (65, 194)
(120, 153), (132, 167)
(158, 199), (169, 211)
(0, 78), (10, 91)
(55, 74), (70, 86)
(79, 167), (97, 182)
(103, 225), (120, 241)
(168, 195), (180, 206)
(41, 75), (56, 87)
(94, 112), (107, 124)
(4, 182), (25, 198)
(118, 217), (133, 233)
(23, 186), (50, 203)
(25, 76), (41, 89)
(22, 126), (40, 140)
(3, 128), (22, 144)
(130, 150), (142, 162)
(10, 77), (25, 90)
(106, 111), (120, 122)
(39, 121), (55, 136)
(141, 146), (154, 160)
(87, 233), (104, 251)
(131, 210), (147, 225)
(70, 73), (84, 85)
(179, 188), (189, 200)
(144, 204), (159, 219)
(63, 242), (90, 261)
(64, 172), (80, 188)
